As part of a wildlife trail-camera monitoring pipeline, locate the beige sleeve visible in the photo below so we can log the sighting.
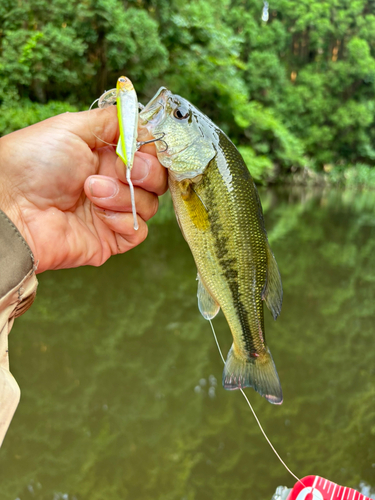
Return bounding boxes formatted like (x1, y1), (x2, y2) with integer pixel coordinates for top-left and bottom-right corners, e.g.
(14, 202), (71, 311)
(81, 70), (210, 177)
(0, 210), (38, 446)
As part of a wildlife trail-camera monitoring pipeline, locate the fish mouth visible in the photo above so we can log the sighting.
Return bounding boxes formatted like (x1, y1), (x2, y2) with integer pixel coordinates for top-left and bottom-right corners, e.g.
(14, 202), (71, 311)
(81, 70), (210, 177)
(138, 88), (193, 158)
(139, 87), (169, 127)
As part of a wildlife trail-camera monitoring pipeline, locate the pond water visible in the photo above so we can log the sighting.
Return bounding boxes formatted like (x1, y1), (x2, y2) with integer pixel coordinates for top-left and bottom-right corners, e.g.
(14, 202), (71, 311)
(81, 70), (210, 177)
(1, 187), (375, 500)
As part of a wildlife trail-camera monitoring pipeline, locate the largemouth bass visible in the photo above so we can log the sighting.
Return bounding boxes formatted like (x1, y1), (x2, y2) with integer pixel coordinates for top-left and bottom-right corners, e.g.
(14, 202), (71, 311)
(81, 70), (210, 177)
(139, 88), (283, 404)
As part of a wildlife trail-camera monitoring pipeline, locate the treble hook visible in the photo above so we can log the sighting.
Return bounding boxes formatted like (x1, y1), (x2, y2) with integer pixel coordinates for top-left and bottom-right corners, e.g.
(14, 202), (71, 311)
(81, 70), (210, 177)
(137, 133), (168, 153)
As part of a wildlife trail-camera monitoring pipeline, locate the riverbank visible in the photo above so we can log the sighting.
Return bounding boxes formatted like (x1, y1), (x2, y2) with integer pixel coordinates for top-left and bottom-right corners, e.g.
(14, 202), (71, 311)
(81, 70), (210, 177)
(253, 163), (375, 190)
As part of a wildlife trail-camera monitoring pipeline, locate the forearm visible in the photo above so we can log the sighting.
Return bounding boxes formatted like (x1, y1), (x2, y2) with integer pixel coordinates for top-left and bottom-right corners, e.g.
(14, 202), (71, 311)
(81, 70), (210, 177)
(0, 209), (38, 446)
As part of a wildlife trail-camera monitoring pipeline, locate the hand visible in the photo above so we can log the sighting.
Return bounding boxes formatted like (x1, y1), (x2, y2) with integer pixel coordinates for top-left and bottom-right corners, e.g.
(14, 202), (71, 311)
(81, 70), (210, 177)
(0, 106), (168, 273)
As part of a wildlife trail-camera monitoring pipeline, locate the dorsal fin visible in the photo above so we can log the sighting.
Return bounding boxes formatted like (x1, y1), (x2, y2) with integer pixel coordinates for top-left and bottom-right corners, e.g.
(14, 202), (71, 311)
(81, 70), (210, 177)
(262, 242), (283, 320)
(197, 274), (220, 320)
(251, 182), (282, 319)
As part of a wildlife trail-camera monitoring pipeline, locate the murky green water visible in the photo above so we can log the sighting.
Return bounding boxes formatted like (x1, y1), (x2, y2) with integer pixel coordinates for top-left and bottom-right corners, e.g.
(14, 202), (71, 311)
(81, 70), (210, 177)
(1, 187), (375, 500)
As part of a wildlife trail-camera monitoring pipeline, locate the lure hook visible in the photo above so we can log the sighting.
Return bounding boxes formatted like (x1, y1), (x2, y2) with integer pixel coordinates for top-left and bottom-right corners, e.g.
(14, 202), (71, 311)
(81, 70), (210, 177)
(137, 133), (168, 153)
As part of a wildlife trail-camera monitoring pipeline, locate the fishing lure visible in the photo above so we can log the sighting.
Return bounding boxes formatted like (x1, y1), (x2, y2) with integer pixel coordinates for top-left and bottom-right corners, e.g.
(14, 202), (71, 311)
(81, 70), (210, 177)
(89, 79), (168, 233)
(88, 78), (140, 230)
(94, 79), (165, 231)
(115, 76), (139, 230)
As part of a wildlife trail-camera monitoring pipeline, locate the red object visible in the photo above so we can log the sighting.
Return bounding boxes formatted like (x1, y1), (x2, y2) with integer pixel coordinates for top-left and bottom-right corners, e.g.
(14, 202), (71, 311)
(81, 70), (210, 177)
(287, 475), (370, 500)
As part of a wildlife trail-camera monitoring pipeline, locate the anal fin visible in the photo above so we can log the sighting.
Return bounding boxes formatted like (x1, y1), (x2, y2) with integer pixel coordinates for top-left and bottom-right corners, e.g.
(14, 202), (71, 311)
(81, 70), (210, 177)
(197, 274), (220, 320)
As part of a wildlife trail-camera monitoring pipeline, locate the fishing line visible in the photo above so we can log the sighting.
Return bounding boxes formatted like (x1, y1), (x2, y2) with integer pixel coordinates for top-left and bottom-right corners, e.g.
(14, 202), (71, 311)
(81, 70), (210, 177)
(208, 318), (305, 489)
(88, 98), (117, 147)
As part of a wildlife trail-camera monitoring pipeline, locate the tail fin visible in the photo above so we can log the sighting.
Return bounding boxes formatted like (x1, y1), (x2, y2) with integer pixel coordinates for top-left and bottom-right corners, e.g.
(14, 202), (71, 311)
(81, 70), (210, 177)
(222, 345), (283, 404)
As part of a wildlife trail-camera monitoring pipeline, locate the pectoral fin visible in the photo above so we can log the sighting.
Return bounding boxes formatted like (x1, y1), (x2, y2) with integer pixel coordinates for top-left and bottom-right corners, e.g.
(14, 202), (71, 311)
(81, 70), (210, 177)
(262, 242), (283, 320)
(180, 181), (209, 231)
(197, 274), (220, 320)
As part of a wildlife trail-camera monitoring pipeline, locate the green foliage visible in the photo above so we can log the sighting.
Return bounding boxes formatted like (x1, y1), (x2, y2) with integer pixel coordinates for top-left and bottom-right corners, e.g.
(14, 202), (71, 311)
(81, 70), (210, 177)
(0, 99), (78, 135)
(1, 0), (375, 178)
(235, 100), (306, 169)
(328, 163), (375, 189)
(237, 145), (274, 183)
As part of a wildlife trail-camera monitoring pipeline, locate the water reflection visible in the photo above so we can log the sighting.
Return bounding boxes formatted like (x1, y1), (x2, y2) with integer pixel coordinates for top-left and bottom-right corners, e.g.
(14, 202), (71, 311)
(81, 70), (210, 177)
(1, 188), (374, 500)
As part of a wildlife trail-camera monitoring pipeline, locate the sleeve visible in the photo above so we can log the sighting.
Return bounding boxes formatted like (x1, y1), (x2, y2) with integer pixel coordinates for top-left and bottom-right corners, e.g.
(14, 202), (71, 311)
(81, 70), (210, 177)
(0, 209), (38, 446)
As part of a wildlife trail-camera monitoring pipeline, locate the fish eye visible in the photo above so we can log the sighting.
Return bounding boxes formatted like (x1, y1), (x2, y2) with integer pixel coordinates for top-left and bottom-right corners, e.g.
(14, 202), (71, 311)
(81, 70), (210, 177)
(173, 106), (189, 120)
(119, 77), (126, 83)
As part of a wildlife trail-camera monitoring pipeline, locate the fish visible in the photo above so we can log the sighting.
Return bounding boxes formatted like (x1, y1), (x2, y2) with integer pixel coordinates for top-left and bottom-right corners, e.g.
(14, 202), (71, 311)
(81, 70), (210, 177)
(139, 88), (283, 404)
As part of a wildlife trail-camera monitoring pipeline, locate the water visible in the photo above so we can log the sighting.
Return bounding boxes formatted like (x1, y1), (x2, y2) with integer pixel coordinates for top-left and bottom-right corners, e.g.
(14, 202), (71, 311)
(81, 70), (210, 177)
(1, 187), (375, 500)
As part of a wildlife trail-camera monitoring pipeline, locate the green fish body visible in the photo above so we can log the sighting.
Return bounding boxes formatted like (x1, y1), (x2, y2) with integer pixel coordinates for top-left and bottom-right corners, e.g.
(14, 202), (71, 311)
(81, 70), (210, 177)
(139, 89), (283, 404)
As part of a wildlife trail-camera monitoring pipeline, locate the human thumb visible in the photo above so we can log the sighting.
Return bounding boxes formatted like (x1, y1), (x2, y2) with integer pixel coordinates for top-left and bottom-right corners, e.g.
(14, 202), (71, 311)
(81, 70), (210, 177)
(57, 106), (119, 150)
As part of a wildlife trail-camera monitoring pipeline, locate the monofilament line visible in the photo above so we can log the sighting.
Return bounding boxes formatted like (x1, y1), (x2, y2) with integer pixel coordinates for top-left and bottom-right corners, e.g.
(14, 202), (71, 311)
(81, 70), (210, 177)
(208, 319), (301, 485)
(88, 98), (117, 147)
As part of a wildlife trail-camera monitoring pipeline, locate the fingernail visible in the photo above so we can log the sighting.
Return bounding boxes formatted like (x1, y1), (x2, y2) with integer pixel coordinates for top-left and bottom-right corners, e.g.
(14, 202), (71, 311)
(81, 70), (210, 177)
(132, 156), (151, 182)
(89, 177), (118, 198)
